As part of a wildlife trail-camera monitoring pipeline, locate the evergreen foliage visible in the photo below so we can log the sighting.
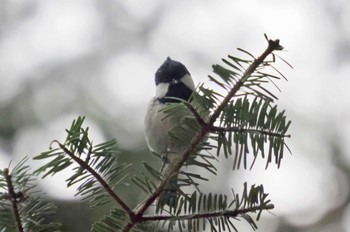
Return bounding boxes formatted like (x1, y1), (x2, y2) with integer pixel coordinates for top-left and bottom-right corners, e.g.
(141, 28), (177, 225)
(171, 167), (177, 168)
(0, 35), (291, 231)
(0, 157), (61, 231)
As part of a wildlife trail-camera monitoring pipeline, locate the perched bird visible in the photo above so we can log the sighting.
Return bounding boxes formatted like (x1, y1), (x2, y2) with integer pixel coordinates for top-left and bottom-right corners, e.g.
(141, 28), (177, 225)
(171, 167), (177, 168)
(144, 57), (196, 206)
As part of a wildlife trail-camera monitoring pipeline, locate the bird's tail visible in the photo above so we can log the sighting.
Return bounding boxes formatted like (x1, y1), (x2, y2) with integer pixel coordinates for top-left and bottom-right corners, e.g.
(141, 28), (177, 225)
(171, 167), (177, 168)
(158, 173), (179, 207)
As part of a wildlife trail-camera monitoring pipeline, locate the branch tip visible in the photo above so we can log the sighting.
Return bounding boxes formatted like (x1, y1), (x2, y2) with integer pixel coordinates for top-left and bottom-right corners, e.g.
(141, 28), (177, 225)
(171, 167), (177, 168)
(264, 33), (284, 51)
(269, 39), (284, 51)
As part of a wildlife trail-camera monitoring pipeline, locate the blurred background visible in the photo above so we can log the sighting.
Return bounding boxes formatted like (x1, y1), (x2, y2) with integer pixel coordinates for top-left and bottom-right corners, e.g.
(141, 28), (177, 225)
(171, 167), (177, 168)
(1, 0), (350, 231)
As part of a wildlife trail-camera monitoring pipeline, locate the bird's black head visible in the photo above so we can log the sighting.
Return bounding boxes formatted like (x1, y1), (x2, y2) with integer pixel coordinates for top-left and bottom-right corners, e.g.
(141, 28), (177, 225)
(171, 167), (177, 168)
(155, 57), (194, 103)
(155, 57), (190, 85)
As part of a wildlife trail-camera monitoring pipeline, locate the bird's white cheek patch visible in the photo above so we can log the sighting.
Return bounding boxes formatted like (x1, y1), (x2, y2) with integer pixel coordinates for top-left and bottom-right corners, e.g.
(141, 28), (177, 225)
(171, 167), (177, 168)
(156, 83), (169, 99)
(181, 74), (195, 91)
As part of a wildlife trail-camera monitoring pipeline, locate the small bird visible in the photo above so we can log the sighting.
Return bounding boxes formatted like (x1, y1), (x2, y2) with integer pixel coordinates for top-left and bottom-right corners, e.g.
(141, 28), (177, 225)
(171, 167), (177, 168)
(144, 57), (196, 206)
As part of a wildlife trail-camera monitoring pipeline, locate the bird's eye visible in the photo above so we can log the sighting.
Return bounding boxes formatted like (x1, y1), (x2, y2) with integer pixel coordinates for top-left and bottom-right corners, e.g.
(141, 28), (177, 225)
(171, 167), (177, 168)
(171, 79), (179, 84)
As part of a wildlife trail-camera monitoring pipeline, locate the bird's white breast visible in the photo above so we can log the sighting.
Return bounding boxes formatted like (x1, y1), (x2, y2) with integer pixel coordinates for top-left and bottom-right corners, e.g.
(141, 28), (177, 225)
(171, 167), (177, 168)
(144, 98), (172, 155)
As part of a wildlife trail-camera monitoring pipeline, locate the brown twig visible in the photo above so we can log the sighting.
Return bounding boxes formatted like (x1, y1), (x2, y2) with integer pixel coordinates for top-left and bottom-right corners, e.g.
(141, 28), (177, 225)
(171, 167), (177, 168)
(183, 101), (208, 128)
(211, 125), (291, 138)
(139, 204), (274, 222)
(54, 141), (135, 219)
(122, 36), (284, 231)
(3, 168), (24, 232)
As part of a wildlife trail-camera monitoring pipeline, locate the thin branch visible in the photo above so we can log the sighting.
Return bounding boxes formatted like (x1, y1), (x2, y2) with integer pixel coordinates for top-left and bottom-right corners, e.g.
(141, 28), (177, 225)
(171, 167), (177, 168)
(54, 141), (135, 219)
(208, 37), (283, 126)
(183, 102), (291, 138)
(183, 102), (208, 127)
(140, 204), (274, 222)
(3, 168), (24, 232)
(211, 125), (291, 138)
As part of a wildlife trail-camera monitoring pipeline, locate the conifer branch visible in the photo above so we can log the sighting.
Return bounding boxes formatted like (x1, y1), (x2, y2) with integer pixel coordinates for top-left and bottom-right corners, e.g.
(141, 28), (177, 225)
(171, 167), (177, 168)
(123, 35), (283, 232)
(54, 141), (135, 219)
(3, 168), (24, 232)
(183, 101), (291, 138)
(1, 157), (61, 231)
(29, 37), (286, 232)
(208, 36), (283, 126)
